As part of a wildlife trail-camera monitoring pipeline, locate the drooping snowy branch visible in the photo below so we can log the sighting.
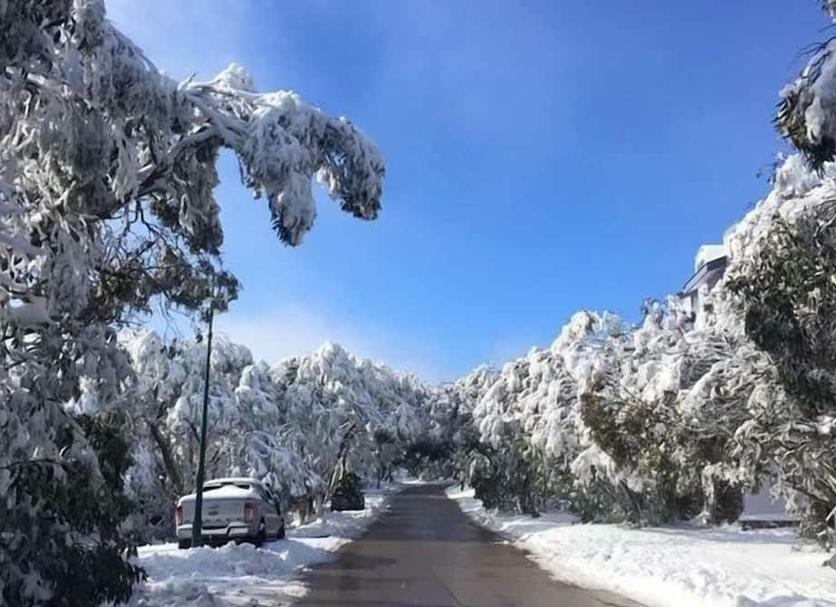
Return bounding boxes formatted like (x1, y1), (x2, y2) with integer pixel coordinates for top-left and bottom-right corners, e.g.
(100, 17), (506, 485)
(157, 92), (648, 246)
(0, 1), (385, 603)
(120, 333), (431, 540)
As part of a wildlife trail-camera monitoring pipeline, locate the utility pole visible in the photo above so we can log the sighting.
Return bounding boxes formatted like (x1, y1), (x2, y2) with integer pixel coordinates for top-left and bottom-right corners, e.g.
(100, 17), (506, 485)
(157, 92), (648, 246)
(191, 297), (214, 548)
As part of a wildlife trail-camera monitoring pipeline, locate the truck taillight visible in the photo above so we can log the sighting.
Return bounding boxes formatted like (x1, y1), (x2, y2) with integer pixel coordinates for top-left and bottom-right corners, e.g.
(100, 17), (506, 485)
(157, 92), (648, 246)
(175, 504), (183, 525)
(244, 502), (255, 523)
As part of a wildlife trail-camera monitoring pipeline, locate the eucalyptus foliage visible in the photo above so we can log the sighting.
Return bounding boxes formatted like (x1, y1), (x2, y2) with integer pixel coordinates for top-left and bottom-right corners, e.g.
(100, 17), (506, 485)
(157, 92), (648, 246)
(0, 0), (383, 603)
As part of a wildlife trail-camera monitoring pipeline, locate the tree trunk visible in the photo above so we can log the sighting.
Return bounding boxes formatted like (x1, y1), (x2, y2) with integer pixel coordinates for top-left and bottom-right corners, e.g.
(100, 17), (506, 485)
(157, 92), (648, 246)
(700, 469), (717, 525)
(619, 480), (643, 525)
(149, 421), (183, 496)
(327, 427), (355, 496)
(519, 472), (539, 517)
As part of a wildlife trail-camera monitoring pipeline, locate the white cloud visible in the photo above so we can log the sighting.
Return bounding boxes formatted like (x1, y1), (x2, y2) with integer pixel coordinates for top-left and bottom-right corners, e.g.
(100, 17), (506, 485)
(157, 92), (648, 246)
(215, 304), (445, 382)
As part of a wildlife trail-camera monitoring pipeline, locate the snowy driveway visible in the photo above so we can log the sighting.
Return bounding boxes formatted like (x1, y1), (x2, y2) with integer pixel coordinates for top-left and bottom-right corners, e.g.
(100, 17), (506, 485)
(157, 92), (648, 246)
(292, 483), (641, 607)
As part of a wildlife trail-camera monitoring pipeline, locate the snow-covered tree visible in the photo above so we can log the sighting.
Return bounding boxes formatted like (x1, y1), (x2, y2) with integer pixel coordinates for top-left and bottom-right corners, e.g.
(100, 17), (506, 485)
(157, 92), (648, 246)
(0, 1), (384, 603)
(462, 312), (609, 515)
(121, 334), (431, 536)
(452, 297), (768, 527)
(675, 290), (775, 524)
(272, 343), (426, 495)
(164, 336), (253, 483)
(231, 361), (323, 503)
(471, 356), (541, 513)
(120, 330), (258, 540)
(405, 366), (495, 483)
(777, 2), (836, 170)
(725, 155), (836, 539)
(573, 295), (761, 525)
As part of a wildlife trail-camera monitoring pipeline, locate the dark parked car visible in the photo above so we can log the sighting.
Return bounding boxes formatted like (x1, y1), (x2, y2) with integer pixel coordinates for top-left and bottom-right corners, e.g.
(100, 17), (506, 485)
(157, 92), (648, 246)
(330, 473), (366, 511)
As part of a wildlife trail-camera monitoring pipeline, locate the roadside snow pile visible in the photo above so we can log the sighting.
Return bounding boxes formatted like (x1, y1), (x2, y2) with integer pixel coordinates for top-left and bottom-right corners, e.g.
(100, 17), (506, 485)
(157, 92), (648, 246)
(123, 487), (392, 606)
(447, 487), (836, 607)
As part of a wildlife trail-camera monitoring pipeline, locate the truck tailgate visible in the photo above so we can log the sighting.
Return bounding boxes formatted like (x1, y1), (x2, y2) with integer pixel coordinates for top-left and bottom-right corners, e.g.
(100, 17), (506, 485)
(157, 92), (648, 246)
(181, 497), (247, 526)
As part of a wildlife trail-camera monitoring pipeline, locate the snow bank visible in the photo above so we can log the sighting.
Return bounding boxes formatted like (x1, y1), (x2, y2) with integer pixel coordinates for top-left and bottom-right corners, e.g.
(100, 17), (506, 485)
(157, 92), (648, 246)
(447, 486), (836, 607)
(122, 486), (393, 606)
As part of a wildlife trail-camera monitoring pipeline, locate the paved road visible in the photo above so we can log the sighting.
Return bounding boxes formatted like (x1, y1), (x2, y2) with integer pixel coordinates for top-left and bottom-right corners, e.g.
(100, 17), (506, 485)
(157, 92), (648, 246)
(293, 484), (641, 607)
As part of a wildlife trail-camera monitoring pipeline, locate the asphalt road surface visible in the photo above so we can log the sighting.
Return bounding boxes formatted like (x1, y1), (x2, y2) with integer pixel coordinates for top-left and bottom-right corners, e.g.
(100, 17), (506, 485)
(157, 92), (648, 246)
(293, 483), (642, 607)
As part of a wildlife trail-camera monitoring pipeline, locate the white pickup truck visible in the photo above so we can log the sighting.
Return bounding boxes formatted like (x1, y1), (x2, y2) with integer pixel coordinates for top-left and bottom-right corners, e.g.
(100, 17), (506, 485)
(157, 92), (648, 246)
(175, 477), (286, 549)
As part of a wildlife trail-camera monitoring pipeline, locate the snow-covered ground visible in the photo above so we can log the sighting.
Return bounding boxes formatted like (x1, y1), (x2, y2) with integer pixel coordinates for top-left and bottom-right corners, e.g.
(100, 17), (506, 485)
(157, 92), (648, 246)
(122, 486), (394, 607)
(447, 486), (836, 607)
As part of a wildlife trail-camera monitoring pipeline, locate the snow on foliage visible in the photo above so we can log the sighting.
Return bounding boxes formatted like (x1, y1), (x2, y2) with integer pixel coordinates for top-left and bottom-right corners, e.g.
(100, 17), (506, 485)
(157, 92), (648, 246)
(5, 1), (836, 604)
(121, 333), (429, 542)
(777, 2), (836, 170)
(725, 154), (836, 545)
(412, 150), (836, 563)
(0, 0), (384, 604)
(413, 154), (836, 540)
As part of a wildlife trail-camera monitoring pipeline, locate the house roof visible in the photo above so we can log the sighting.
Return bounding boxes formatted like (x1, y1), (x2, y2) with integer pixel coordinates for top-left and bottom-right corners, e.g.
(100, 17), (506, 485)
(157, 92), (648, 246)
(680, 255), (728, 296)
(694, 244), (727, 273)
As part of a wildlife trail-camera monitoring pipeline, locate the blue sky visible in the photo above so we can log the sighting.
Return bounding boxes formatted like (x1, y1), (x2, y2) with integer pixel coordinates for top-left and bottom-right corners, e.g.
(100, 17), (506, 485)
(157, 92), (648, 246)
(107, 0), (825, 381)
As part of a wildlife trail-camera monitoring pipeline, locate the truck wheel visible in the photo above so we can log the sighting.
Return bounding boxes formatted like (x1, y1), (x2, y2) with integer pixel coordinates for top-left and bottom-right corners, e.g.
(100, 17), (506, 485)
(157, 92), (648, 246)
(276, 520), (286, 540)
(178, 539), (191, 550)
(254, 521), (266, 548)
